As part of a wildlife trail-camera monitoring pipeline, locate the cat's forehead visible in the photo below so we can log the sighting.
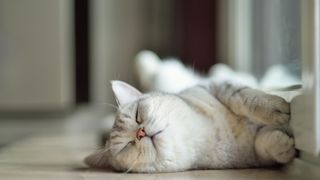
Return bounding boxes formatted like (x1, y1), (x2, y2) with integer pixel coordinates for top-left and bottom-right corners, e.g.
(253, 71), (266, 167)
(120, 92), (167, 109)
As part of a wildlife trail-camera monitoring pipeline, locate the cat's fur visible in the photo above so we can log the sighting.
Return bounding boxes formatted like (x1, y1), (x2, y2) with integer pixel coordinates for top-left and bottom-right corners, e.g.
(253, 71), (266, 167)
(85, 80), (295, 173)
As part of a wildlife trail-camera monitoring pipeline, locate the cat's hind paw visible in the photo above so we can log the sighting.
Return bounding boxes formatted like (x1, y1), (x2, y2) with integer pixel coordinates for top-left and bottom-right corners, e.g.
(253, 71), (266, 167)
(267, 130), (296, 164)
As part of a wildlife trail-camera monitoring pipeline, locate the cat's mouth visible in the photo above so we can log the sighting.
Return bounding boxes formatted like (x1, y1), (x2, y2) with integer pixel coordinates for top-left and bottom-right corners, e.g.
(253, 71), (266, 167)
(150, 130), (163, 151)
(151, 130), (163, 139)
(138, 127), (167, 152)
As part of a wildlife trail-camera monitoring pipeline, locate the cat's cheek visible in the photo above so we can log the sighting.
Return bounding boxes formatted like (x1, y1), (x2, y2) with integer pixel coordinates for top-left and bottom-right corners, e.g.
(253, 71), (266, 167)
(140, 138), (158, 157)
(154, 132), (168, 150)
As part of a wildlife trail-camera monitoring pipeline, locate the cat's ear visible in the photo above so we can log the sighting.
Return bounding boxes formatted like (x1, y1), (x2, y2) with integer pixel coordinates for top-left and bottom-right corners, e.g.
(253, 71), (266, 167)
(111, 80), (142, 106)
(84, 149), (111, 169)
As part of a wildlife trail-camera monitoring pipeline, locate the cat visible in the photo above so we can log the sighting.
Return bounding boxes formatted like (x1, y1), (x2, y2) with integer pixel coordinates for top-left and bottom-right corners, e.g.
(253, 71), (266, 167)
(84, 80), (296, 173)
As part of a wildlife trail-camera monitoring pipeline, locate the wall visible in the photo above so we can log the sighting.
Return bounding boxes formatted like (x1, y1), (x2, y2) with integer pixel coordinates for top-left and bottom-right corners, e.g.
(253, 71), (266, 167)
(90, 0), (177, 112)
(0, 0), (74, 111)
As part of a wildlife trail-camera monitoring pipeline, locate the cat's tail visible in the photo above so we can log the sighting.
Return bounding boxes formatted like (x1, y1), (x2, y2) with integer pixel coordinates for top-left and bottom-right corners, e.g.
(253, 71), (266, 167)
(135, 50), (161, 91)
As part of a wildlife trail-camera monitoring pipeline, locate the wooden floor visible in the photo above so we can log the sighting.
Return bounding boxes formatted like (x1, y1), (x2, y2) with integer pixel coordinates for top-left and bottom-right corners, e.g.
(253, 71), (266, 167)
(0, 107), (319, 180)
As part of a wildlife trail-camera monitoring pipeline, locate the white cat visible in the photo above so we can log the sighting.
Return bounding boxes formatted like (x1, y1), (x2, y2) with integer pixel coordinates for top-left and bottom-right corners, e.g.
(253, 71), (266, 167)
(85, 80), (295, 173)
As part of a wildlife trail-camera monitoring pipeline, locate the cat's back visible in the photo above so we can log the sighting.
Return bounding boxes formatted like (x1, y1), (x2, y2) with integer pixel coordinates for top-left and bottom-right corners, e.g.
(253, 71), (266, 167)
(178, 85), (232, 120)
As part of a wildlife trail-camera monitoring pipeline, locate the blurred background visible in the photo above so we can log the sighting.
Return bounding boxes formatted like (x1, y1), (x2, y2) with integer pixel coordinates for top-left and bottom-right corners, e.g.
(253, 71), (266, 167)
(3, 2), (320, 176)
(0, 0), (301, 116)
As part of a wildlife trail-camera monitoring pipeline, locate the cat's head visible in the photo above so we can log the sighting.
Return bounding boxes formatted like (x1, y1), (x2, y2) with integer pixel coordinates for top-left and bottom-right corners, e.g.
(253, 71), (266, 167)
(85, 81), (191, 172)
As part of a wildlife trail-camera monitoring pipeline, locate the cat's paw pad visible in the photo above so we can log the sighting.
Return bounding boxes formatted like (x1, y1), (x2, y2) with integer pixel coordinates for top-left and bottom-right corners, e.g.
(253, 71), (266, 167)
(267, 130), (296, 163)
(254, 95), (290, 125)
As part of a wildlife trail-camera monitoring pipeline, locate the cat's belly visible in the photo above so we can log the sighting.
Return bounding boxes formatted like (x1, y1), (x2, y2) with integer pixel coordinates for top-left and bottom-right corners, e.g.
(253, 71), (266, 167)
(197, 117), (260, 169)
(180, 86), (260, 168)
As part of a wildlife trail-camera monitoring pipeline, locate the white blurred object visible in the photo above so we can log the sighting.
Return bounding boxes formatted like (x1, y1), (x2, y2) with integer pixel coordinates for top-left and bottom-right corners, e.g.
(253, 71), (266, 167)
(135, 50), (300, 93)
(135, 50), (200, 93)
(260, 64), (301, 89)
(135, 50), (161, 91)
(208, 63), (258, 88)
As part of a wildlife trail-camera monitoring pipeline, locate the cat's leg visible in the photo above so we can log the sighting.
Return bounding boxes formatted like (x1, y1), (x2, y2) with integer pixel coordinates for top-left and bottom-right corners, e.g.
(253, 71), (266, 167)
(255, 126), (296, 164)
(210, 82), (290, 125)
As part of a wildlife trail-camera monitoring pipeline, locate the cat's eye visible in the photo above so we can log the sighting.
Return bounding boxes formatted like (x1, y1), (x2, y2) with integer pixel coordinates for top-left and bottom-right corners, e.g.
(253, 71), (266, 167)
(135, 106), (142, 124)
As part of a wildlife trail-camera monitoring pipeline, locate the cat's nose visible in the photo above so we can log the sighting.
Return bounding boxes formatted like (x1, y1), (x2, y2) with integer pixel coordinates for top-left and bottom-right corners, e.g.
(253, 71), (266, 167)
(136, 128), (146, 140)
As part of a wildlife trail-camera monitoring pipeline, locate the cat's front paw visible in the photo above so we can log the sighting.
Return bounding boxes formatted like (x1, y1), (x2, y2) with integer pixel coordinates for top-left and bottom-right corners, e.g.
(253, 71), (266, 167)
(266, 95), (290, 124)
(253, 94), (290, 125)
(267, 130), (296, 164)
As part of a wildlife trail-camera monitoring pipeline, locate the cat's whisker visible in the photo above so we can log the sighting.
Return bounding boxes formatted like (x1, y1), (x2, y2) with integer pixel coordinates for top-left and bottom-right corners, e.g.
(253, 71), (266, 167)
(90, 147), (112, 157)
(92, 147), (104, 152)
(102, 146), (113, 153)
(95, 102), (119, 110)
(124, 152), (141, 174)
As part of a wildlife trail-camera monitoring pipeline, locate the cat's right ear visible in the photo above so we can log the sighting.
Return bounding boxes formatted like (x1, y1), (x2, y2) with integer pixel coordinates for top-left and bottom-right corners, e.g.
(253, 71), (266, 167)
(111, 80), (142, 106)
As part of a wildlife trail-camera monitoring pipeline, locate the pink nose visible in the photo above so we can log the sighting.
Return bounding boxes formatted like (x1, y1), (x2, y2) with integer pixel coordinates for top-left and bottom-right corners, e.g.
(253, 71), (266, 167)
(137, 128), (146, 140)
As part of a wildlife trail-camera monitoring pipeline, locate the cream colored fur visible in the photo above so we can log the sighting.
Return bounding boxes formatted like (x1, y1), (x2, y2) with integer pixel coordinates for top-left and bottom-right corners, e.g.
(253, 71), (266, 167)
(85, 80), (295, 173)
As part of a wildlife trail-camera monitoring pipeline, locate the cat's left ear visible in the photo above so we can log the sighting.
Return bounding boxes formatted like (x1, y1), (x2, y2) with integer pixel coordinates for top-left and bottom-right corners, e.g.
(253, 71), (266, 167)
(111, 80), (142, 106)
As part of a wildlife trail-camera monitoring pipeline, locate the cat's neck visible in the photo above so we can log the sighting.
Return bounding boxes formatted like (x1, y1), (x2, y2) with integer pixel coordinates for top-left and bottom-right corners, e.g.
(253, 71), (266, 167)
(171, 91), (216, 160)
